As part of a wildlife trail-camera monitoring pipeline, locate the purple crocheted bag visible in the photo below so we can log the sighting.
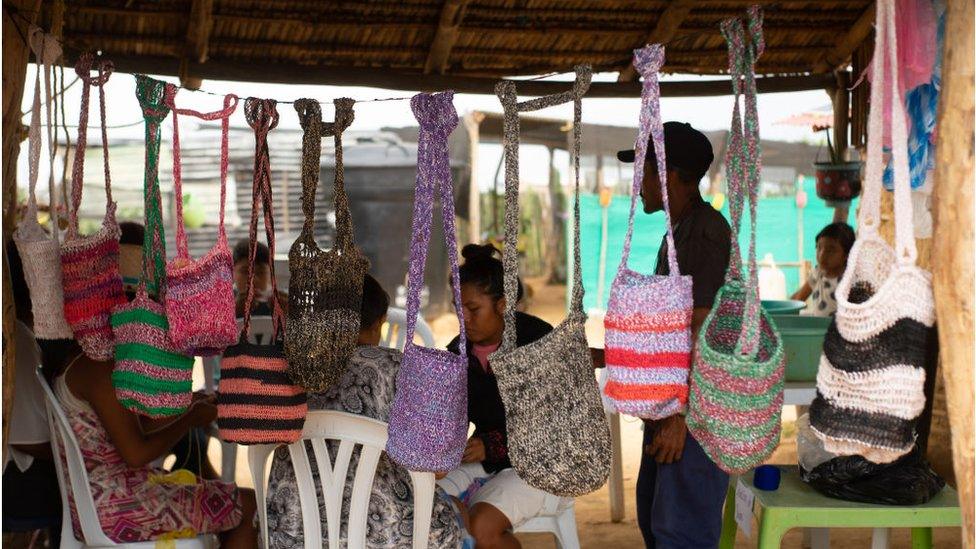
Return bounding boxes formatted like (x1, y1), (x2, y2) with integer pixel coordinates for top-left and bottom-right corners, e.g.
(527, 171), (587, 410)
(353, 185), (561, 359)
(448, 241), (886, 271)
(386, 92), (469, 472)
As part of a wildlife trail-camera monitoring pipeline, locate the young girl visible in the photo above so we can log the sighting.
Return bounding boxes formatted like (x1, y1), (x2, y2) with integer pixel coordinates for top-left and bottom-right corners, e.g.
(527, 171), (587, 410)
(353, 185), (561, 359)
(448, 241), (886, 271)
(438, 244), (572, 549)
(791, 222), (856, 316)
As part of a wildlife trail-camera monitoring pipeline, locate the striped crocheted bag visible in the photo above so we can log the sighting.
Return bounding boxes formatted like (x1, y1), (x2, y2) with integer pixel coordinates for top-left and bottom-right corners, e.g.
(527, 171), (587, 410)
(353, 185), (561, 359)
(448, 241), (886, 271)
(603, 45), (693, 420)
(217, 98), (307, 445)
(14, 28), (72, 340)
(808, 0), (936, 464)
(386, 92), (469, 472)
(60, 53), (127, 361)
(111, 76), (194, 418)
(163, 85), (240, 356)
(285, 98), (369, 392)
(686, 9), (786, 475)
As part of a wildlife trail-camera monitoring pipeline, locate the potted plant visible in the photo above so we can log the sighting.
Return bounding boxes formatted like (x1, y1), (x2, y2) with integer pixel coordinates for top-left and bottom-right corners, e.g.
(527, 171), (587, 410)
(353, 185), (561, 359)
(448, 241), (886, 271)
(813, 124), (862, 202)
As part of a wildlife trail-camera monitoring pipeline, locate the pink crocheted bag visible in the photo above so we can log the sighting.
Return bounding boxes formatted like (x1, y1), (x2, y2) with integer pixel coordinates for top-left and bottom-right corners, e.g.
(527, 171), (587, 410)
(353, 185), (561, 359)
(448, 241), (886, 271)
(60, 53), (126, 361)
(163, 85), (240, 356)
(603, 45), (693, 420)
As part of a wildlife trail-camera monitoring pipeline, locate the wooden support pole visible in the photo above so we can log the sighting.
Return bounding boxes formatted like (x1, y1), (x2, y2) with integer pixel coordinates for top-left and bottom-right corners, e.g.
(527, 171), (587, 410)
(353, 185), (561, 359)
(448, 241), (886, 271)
(931, 0), (975, 545)
(2, 0), (42, 464)
(462, 112), (484, 245)
(424, 0), (469, 75)
(617, 0), (694, 82)
(814, 2), (876, 72)
(180, 0), (214, 89)
(832, 70), (851, 223)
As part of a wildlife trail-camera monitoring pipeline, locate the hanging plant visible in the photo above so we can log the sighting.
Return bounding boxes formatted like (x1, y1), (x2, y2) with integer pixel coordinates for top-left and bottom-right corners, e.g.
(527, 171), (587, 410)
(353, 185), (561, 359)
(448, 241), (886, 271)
(813, 124), (863, 202)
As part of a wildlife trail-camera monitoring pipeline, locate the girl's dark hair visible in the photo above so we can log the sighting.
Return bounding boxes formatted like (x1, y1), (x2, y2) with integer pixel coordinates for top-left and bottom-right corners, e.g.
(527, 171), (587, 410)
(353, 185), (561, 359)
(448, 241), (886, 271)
(119, 221), (145, 246)
(458, 243), (523, 303)
(816, 222), (856, 255)
(233, 239), (271, 266)
(360, 273), (390, 330)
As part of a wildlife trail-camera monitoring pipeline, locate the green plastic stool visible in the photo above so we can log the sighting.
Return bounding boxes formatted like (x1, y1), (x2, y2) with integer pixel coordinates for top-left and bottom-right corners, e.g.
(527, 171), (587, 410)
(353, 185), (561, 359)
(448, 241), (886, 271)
(719, 467), (961, 549)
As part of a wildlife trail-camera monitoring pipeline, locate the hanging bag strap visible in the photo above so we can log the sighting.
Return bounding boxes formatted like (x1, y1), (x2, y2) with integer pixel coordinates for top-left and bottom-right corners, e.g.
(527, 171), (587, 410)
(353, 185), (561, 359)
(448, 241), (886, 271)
(293, 98), (356, 251)
(495, 65), (592, 352)
(24, 28), (62, 243)
(722, 18), (749, 285)
(242, 98), (285, 342)
(68, 52), (114, 239)
(619, 45), (679, 277)
(405, 91), (466, 350)
(135, 76), (171, 299)
(164, 84), (239, 259)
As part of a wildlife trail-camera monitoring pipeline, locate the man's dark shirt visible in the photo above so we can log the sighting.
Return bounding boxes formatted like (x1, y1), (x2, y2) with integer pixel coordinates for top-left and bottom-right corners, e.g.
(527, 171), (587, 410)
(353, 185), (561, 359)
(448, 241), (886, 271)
(654, 195), (732, 309)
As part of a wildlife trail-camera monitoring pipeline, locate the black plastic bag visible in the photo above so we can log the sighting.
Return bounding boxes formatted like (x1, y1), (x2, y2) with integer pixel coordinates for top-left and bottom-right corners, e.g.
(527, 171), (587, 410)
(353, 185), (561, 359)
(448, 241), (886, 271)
(800, 447), (945, 506)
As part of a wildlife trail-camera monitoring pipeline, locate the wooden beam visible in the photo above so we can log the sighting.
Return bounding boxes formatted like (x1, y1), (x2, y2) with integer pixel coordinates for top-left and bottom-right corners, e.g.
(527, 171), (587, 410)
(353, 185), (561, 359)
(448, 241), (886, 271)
(932, 0), (975, 545)
(424, 0), (469, 74)
(832, 70), (850, 159)
(180, 0), (214, 89)
(813, 2), (875, 72)
(618, 0), (694, 82)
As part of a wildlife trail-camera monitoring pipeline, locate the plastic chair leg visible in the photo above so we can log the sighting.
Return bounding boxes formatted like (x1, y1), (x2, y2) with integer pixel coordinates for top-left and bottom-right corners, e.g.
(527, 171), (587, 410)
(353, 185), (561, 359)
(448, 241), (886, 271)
(757, 509), (787, 549)
(719, 480), (738, 549)
(911, 527), (933, 549)
(220, 442), (237, 483)
(555, 507), (580, 549)
(871, 527), (890, 549)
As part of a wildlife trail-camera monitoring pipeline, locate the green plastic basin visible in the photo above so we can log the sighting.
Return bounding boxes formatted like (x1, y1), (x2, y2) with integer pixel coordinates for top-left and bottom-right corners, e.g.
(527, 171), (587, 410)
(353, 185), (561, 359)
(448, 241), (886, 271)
(762, 299), (807, 315)
(771, 314), (831, 381)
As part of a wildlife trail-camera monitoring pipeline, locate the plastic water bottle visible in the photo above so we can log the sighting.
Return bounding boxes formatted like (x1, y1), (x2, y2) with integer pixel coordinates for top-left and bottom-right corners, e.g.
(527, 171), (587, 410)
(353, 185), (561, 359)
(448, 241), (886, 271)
(758, 253), (787, 300)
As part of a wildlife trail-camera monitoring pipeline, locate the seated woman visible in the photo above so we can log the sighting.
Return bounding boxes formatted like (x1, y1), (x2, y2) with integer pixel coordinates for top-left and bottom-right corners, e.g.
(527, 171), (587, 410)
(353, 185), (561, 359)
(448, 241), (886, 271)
(263, 273), (468, 548)
(438, 244), (573, 549)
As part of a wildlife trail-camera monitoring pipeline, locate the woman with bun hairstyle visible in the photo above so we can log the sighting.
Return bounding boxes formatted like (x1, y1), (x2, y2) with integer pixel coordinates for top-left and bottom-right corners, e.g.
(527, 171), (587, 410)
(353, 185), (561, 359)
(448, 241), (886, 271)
(437, 243), (573, 549)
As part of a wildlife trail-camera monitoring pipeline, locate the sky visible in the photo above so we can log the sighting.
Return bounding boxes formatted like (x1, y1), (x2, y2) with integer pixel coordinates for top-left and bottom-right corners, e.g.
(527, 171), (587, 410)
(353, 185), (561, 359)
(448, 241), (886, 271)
(18, 67), (831, 192)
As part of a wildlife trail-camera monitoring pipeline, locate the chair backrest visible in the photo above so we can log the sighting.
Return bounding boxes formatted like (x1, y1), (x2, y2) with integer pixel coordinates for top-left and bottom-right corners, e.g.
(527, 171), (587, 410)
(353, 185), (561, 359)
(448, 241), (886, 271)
(381, 307), (436, 351)
(35, 367), (115, 547)
(249, 410), (435, 549)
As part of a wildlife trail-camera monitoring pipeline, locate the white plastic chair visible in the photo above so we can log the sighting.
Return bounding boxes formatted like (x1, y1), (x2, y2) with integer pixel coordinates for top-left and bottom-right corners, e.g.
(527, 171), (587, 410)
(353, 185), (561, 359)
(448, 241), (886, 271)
(381, 307), (435, 351)
(514, 502), (581, 549)
(36, 367), (215, 549)
(248, 410), (435, 549)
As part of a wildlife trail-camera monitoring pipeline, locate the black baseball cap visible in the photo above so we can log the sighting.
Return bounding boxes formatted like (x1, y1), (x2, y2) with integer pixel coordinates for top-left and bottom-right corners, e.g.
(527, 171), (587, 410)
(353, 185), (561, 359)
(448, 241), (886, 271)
(617, 121), (714, 181)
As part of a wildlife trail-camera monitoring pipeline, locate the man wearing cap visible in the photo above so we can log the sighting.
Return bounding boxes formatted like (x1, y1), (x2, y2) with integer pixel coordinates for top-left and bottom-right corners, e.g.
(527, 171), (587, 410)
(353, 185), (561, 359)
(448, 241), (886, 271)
(618, 121), (731, 548)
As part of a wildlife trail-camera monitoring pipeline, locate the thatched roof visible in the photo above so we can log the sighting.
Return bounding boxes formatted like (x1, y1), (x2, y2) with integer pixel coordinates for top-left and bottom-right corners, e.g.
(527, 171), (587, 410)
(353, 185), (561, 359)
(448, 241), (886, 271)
(37, 0), (875, 96)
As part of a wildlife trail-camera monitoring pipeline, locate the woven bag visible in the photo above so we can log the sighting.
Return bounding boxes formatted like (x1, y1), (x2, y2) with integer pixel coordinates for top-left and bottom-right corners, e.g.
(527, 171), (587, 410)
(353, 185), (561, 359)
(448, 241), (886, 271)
(490, 66), (612, 497)
(111, 76), (194, 418)
(163, 84), (240, 356)
(686, 9), (787, 475)
(60, 53), (127, 361)
(386, 92), (468, 472)
(602, 45), (693, 420)
(217, 98), (307, 445)
(285, 98), (369, 392)
(808, 0), (936, 464)
(14, 28), (72, 340)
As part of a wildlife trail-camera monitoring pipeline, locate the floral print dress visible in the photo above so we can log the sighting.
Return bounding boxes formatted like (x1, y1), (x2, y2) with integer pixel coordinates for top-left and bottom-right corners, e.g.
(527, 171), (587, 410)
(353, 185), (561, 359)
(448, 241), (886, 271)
(264, 346), (464, 548)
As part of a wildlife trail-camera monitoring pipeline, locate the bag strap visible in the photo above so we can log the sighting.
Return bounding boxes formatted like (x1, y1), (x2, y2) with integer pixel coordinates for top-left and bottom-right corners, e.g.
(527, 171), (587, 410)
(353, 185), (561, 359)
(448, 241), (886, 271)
(619, 45), (679, 276)
(164, 84), (239, 259)
(404, 91), (466, 350)
(25, 27), (62, 244)
(135, 76), (171, 299)
(242, 98), (285, 341)
(859, 0), (916, 264)
(68, 52), (114, 239)
(495, 66), (592, 352)
(294, 98), (355, 250)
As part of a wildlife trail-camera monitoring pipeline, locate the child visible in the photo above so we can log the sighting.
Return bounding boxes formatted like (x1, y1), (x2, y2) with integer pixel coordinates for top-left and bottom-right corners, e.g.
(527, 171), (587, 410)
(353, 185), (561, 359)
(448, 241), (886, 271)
(791, 222), (856, 316)
(232, 238), (287, 317)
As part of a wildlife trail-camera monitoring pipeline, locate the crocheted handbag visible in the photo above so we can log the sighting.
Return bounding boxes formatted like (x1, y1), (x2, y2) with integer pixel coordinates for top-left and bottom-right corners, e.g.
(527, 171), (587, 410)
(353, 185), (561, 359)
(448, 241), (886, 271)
(217, 98), (307, 445)
(163, 85), (240, 356)
(14, 28), (72, 340)
(285, 98), (369, 392)
(808, 0), (936, 464)
(686, 9), (787, 475)
(602, 45), (693, 420)
(490, 66), (612, 497)
(111, 76), (194, 418)
(386, 92), (468, 472)
(60, 53), (127, 361)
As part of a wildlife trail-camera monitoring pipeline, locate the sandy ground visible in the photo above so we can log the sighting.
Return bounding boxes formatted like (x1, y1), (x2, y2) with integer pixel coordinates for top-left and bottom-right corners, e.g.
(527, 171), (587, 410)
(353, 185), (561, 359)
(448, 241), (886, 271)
(189, 276), (961, 549)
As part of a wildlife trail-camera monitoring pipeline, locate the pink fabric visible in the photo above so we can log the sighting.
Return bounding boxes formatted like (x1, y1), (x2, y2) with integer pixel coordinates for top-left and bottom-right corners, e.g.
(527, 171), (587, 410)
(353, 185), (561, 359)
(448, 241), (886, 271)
(472, 342), (499, 371)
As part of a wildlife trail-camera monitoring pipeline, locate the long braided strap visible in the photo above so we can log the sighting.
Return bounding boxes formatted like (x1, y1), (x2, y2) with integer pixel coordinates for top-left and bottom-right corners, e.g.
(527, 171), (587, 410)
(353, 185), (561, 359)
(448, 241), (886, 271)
(135, 76), (171, 299)
(21, 27), (62, 242)
(619, 45), (678, 276)
(164, 84), (239, 259)
(294, 98), (355, 250)
(243, 98), (285, 341)
(495, 65), (592, 352)
(68, 52), (114, 239)
(405, 91), (466, 349)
